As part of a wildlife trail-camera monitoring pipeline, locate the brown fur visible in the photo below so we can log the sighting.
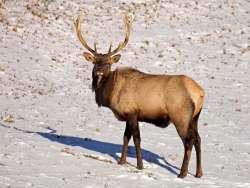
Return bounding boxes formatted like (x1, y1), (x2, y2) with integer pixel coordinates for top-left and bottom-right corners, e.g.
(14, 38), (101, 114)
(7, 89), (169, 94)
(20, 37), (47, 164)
(93, 67), (205, 178)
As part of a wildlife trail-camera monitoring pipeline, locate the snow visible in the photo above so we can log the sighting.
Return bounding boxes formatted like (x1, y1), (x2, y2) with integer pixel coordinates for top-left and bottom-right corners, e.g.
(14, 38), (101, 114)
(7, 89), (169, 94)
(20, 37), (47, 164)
(0, 0), (250, 187)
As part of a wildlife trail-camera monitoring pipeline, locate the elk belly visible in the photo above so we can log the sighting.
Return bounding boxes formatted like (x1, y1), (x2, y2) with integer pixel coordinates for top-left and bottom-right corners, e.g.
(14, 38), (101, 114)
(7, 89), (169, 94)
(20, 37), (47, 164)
(137, 101), (169, 127)
(141, 115), (170, 128)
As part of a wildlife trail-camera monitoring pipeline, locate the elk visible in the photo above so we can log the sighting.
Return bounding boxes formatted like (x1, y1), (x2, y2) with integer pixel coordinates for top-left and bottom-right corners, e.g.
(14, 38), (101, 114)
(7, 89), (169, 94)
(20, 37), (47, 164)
(74, 14), (205, 178)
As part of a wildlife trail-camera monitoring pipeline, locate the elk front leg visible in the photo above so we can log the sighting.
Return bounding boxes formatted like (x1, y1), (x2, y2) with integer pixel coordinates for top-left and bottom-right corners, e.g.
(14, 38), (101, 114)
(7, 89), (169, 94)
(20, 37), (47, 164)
(128, 114), (143, 170)
(118, 122), (131, 165)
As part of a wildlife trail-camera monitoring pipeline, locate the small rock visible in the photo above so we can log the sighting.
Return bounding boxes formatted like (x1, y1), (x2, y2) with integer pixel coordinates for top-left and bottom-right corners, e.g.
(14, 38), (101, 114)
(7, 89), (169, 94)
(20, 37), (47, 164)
(3, 114), (14, 123)
(144, 40), (149, 45)
(158, 54), (164, 58)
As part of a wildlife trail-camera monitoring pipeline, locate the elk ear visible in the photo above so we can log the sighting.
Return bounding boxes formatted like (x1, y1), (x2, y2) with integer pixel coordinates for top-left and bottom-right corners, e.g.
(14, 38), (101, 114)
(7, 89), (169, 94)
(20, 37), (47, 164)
(111, 54), (121, 64)
(83, 52), (95, 63)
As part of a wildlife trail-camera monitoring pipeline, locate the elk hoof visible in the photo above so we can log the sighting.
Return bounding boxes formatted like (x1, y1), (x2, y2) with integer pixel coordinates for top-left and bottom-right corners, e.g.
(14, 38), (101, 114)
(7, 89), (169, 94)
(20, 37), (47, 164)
(178, 172), (187, 178)
(137, 164), (143, 170)
(195, 172), (203, 178)
(118, 159), (126, 165)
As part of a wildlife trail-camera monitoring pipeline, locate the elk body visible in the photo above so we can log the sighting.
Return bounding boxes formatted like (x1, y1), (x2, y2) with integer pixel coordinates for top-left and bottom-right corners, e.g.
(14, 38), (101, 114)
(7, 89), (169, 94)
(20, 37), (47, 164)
(74, 15), (205, 178)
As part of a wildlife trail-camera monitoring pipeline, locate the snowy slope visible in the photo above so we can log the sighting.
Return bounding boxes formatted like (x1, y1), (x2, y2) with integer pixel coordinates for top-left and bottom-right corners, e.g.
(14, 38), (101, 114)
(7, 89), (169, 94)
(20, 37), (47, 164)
(0, 0), (250, 187)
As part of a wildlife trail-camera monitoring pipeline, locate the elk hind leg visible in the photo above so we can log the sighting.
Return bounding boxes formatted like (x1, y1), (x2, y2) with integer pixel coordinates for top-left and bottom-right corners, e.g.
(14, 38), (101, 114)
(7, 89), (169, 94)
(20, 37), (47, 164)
(178, 129), (194, 178)
(171, 106), (194, 178)
(193, 111), (203, 178)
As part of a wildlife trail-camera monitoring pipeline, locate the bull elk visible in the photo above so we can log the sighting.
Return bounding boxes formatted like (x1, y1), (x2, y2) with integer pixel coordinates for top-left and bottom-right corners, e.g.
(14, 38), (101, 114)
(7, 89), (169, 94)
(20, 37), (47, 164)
(74, 14), (205, 178)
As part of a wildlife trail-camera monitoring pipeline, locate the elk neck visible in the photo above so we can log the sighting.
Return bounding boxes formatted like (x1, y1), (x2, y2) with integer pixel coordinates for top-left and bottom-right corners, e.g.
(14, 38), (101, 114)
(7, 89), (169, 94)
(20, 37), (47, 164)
(93, 71), (116, 107)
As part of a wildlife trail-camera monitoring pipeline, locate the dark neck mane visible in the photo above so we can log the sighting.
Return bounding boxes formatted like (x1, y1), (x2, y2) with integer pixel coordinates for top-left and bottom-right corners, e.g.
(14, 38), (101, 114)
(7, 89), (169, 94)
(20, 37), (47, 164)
(92, 71), (115, 107)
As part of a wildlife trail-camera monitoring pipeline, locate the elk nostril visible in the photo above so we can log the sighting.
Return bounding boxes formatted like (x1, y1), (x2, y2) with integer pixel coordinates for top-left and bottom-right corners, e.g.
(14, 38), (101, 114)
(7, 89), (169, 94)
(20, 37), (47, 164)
(96, 72), (104, 76)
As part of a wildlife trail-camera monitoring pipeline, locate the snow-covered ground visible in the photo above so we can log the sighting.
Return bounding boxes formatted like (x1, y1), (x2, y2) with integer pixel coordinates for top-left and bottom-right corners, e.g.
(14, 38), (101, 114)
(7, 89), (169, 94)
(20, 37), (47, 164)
(0, 0), (250, 187)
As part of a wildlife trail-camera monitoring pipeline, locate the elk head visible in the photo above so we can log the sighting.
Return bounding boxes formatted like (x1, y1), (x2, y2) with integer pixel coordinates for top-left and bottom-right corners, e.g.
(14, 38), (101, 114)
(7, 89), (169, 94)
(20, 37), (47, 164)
(74, 14), (132, 89)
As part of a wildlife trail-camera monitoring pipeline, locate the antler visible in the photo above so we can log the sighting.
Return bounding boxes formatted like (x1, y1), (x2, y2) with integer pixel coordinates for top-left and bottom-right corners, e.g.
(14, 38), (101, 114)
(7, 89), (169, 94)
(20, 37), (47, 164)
(107, 15), (132, 56)
(74, 14), (97, 55)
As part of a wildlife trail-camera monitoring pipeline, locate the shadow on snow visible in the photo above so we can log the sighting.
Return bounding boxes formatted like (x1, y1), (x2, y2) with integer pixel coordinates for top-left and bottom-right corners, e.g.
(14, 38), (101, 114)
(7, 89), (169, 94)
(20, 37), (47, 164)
(0, 123), (180, 176)
(37, 131), (179, 175)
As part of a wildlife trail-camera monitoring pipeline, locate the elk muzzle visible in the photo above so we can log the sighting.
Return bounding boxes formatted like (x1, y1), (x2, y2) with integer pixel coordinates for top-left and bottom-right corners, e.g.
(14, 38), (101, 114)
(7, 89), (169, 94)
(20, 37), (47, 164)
(96, 72), (104, 88)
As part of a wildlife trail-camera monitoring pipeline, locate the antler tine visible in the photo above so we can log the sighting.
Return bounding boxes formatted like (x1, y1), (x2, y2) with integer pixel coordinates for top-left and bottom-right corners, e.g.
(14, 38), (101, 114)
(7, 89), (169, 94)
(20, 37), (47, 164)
(94, 40), (98, 52)
(107, 15), (132, 56)
(74, 14), (97, 55)
(108, 42), (112, 53)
